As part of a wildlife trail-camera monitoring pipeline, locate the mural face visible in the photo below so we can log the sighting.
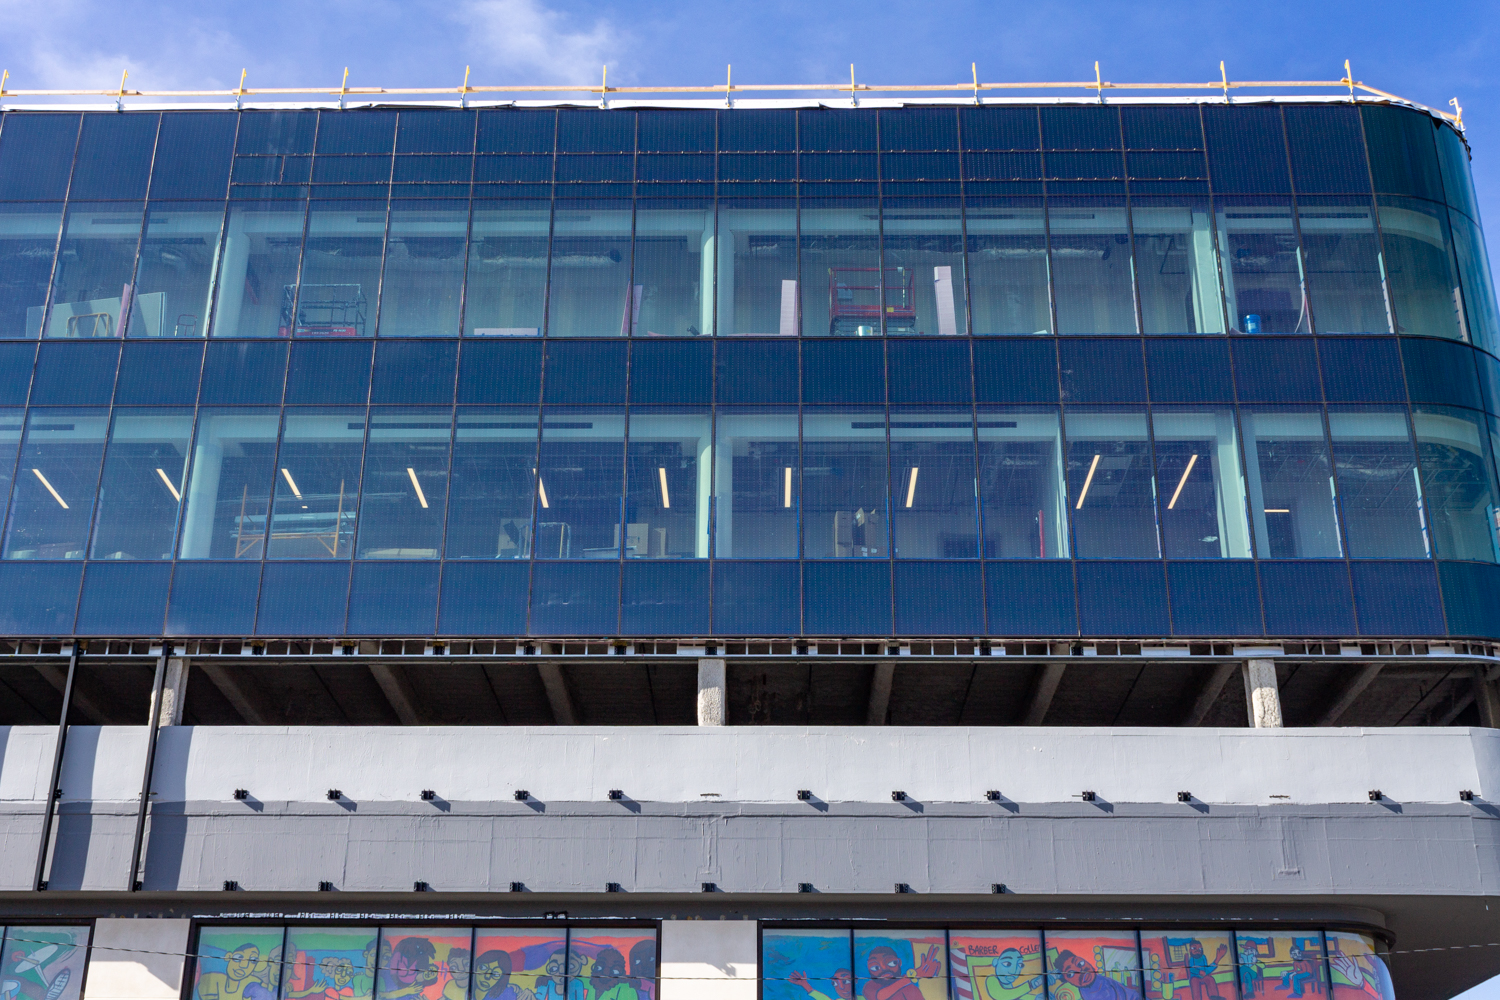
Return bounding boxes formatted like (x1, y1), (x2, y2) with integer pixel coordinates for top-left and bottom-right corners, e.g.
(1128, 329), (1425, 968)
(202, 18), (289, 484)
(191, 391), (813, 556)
(283, 928), (377, 1000)
(376, 929), (470, 1000)
(568, 930), (657, 1000)
(1234, 934), (1326, 1000)
(950, 931), (1044, 1000)
(1045, 932), (1143, 1000)
(854, 931), (947, 1000)
(1325, 934), (1391, 1000)
(764, 930), (854, 1000)
(472, 930), (567, 1000)
(196, 929), (286, 1000)
(1141, 932), (1236, 1000)
(0, 926), (89, 1000)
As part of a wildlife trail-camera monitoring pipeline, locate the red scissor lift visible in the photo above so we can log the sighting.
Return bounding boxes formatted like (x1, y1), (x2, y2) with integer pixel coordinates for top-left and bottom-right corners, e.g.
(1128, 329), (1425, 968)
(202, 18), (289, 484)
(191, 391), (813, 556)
(828, 267), (916, 336)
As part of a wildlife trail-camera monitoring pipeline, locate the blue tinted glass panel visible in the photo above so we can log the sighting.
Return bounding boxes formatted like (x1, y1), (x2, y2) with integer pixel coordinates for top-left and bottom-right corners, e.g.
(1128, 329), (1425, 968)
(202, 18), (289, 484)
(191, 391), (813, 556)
(977, 407), (1068, 558)
(630, 340), (711, 405)
(1132, 196), (1225, 335)
(717, 110), (795, 152)
(711, 560), (799, 634)
(800, 110), (876, 151)
(1167, 561), (1261, 636)
(70, 113), (157, 200)
(75, 561), (170, 635)
(1122, 107), (1202, 149)
(165, 561), (260, 636)
(346, 561), (438, 634)
(888, 340), (970, 404)
(1202, 105), (1290, 194)
(1154, 409), (1253, 559)
(150, 113), (237, 199)
(0, 561), (80, 633)
(804, 560), (890, 636)
(0, 343), (36, 403)
(972, 339), (1057, 402)
(801, 195), (880, 335)
(535, 408), (624, 558)
(379, 200), (467, 337)
(89, 408), (192, 560)
(965, 197), (1050, 335)
(1259, 560), (1356, 635)
(548, 199), (632, 336)
(1362, 106), (1443, 201)
(802, 340), (883, 404)
(1058, 339), (1145, 402)
(477, 110), (556, 154)
(715, 196), (797, 334)
(1041, 107), (1119, 149)
(1351, 560), (1444, 635)
(0, 410), (22, 529)
(1327, 408), (1426, 559)
(1048, 197), (1134, 334)
(437, 560), (529, 635)
(1401, 337), (1481, 409)
(1216, 196), (1307, 333)
(714, 408), (797, 559)
(1299, 196), (1388, 334)
(543, 340), (625, 405)
(0, 203), (63, 339)
(266, 408), (364, 559)
(210, 199), (309, 338)
(802, 408), (888, 558)
(1233, 338), (1322, 402)
(177, 409), (281, 559)
(1450, 209), (1500, 353)
(285, 340), (372, 405)
(1413, 404), (1499, 563)
(316, 112), (396, 154)
(1284, 106), (1370, 194)
(1438, 560), (1500, 637)
(457, 340), (542, 404)
(894, 561), (982, 635)
(1065, 409), (1159, 558)
(1243, 409), (1342, 558)
(891, 408), (977, 558)
(0, 114), (78, 200)
(464, 198), (548, 337)
(637, 111), (714, 152)
(114, 342), (203, 405)
(295, 200), (386, 335)
(1144, 339), (1232, 402)
(200, 341), (286, 405)
(131, 203), (224, 339)
(397, 110), (476, 153)
(624, 409), (709, 559)
(621, 561), (708, 634)
(716, 340), (796, 404)
(356, 407), (451, 559)
(370, 340), (457, 404)
(1377, 197), (1464, 341)
(1435, 125), (1477, 219)
(237, 111), (316, 155)
(1076, 561), (1169, 636)
(983, 560), (1076, 636)
(880, 109), (958, 151)
(558, 111), (634, 153)
(45, 202), (144, 340)
(1480, 351), (1500, 416)
(529, 561), (618, 635)
(2, 408), (107, 560)
(1318, 338), (1405, 402)
(633, 197), (713, 336)
(256, 561), (351, 635)
(32, 342), (119, 405)
(445, 406), (537, 559)
(960, 107), (1039, 150)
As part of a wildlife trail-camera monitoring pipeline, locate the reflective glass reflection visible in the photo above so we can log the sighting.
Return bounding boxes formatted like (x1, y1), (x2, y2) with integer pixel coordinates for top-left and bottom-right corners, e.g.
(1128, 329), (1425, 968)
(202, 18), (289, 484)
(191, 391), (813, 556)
(2, 408), (107, 559)
(802, 409), (888, 557)
(881, 201), (967, 336)
(45, 202), (144, 338)
(801, 196), (881, 337)
(294, 201), (386, 337)
(632, 199), (712, 336)
(89, 408), (193, 559)
(890, 408), (978, 557)
(1048, 198), (1135, 335)
(713, 409), (798, 558)
(1152, 409), (1251, 558)
(977, 408), (1069, 557)
(356, 408), (452, 558)
(0, 410), (21, 536)
(1414, 405), (1500, 563)
(131, 203), (224, 338)
(547, 199), (632, 337)
(444, 407), (538, 558)
(464, 199), (548, 337)
(212, 200), (309, 338)
(1243, 410), (1342, 557)
(716, 198), (798, 336)
(1131, 198), (1225, 335)
(1377, 197), (1465, 341)
(0, 204), (63, 339)
(625, 410), (710, 557)
(378, 200), (466, 337)
(966, 199), (1050, 335)
(266, 408), (364, 558)
(1216, 198), (1309, 334)
(1065, 409), (1159, 557)
(1328, 408), (1428, 558)
(534, 408), (624, 557)
(1450, 209), (1500, 352)
(178, 408), (281, 559)
(1298, 197), (1390, 334)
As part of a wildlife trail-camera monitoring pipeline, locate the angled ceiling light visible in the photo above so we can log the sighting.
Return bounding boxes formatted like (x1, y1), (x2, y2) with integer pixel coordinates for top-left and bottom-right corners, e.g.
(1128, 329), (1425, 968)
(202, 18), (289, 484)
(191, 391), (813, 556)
(1167, 454), (1198, 510)
(904, 467), (919, 508)
(784, 467), (793, 508)
(156, 467), (182, 502)
(32, 469), (67, 509)
(407, 467), (428, 508)
(280, 467), (302, 498)
(1075, 454), (1101, 509)
(658, 467), (671, 509)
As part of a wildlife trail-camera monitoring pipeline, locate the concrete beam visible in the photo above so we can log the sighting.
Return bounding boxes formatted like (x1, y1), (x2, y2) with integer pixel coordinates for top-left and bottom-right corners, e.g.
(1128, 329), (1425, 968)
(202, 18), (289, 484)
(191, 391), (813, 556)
(1184, 662), (1239, 726)
(867, 661), (895, 725)
(1477, 667), (1500, 730)
(537, 663), (577, 725)
(368, 663), (423, 725)
(1243, 659), (1283, 728)
(198, 663), (273, 726)
(34, 664), (113, 724)
(697, 658), (726, 726)
(1022, 663), (1067, 726)
(1316, 663), (1384, 726)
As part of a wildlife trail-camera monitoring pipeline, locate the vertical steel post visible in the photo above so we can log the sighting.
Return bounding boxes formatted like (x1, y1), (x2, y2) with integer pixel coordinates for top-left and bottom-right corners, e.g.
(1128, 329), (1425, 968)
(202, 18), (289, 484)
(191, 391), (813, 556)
(126, 644), (170, 891)
(32, 644), (80, 890)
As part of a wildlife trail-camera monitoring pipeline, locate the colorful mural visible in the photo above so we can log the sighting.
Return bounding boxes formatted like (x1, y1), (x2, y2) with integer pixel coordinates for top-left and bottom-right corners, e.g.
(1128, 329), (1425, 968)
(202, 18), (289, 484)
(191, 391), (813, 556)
(472, 930), (567, 1000)
(1141, 932), (1235, 1000)
(1326, 934), (1392, 1000)
(567, 930), (657, 1000)
(949, 931), (1044, 1000)
(853, 931), (947, 1000)
(195, 928), (285, 1000)
(1045, 931), (1144, 1000)
(1, 926), (89, 1000)
(763, 930), (854, 1000)
(282, 928), (377, 1000)
(374, 928), (470, 1000)
(1235, 933), (1325, 1000)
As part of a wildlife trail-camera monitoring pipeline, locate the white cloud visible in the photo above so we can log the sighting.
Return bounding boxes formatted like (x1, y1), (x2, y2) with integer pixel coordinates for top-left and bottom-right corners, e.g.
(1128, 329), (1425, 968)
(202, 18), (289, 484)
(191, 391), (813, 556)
(459, 0), (629, 85)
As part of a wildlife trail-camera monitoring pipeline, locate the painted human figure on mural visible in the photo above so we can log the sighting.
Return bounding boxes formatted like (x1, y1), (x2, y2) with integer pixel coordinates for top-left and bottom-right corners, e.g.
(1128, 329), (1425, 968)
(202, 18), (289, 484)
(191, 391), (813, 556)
(590, 948), (637, 1000)
(474, 950), (536, 1000)
(381, 940), (440, 1000)
(983, 949), (1042, 1000)
(628, 941), (656, 1000)
(535, 949), (588, 1000)
(1237, 943), (1264, 998)
(442, 950), (471, 1000)
(1054, 953), (1143, 1000)
(789, 968), (854, 1000)
(1184, 941), (1228, 1000)
(198, 944), (277, 1000)
(1278, 948), (1320, 999)
(287, 957), (357, 1000)
(861, 946), (940, 1000)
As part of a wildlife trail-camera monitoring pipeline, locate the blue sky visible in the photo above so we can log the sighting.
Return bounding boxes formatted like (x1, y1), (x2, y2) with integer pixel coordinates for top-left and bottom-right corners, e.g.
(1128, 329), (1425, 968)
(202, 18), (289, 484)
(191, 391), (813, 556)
(0, 0), (1496, 982)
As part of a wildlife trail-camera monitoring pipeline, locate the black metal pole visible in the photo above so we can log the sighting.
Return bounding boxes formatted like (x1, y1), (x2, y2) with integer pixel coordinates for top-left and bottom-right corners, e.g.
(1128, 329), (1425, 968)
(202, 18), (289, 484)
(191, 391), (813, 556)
(33, 644), (80, 891)
(126, 643), (170, 892)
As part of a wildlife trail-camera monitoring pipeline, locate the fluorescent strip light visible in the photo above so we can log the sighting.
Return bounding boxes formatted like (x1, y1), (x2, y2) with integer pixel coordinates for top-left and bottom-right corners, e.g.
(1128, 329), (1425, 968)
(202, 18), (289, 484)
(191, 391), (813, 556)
(1075, 454), (1101, 509)
(538, 477), (549, 509)
(1264, 508), (1291, 514)
(1167, 454), (1198, 510)
(658, 467), (671, 509)
(905, 466), (919, 508)
(407, 467), (428, 509)
(155, 467), (182, 502)
(783, 467), (793, 508)
(32, 469), (67, 509)
(280, 467), (302, 498)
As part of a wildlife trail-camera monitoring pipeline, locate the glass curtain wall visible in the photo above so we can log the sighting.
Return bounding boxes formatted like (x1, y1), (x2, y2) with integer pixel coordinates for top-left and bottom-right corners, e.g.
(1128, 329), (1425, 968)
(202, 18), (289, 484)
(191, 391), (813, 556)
(177, 408), (281, 559)
(1327, 408), (1428, 558)
(378, 199), (467, 337)
(0, 204), (63, 339)
(1151, 409), (1251, 558)
(547, 199), (632, 337)
(713, 408), (799, 557)
(534, 408), (625, 557)
(45, 203), (145, 338)
(1413, 405), (1500, 562)
(1242, 409), (1343, 558)
(965, 198), (1051, 335)
(212, 200), (308, 338)
(624, 409), (710, 556)
(1298, 197), (1391, 334)
(632, 196), (712, 336)
(444, 408), (538, 558)
(89, 408), (193, 559)
(1376, 196), (1466, 340)
(266, 408), (364, 558)
(802, 408), (888, 557)
(1217, 197), (1309, 334)
(1131, 197), (1225, 335)
(976, 407), (1069, 557)
(880, 199), (967, 336)
(130, 203), (225, 338)
(355, 408), (452, 558)
(889, 408), (978, 557)
(2, 408), (108, 559)
(801, 194), (881, 337)
(716, 198), (798, 336)
(1064, 409), (1159, 557)
(464, 197), (549, 337)
(1048, 198), (1136, 335)
(294, 200), (386, 337)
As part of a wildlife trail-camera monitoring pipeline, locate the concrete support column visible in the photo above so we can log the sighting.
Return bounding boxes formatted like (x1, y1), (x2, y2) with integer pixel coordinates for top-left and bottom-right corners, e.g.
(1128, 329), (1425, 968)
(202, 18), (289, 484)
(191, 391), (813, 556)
(697, 658), (726, 726)
(84, 919), (191, 1000)
(659, 920), (757, 1000)
(1476, 667), (1500, 730)
(156, 659), (189, 727)
(1242, 659), (1283, 728)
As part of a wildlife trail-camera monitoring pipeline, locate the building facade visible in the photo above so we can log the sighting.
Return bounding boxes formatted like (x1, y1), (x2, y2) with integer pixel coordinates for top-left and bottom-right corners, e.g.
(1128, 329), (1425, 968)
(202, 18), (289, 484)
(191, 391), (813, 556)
(0, 96), (1495, 1000)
